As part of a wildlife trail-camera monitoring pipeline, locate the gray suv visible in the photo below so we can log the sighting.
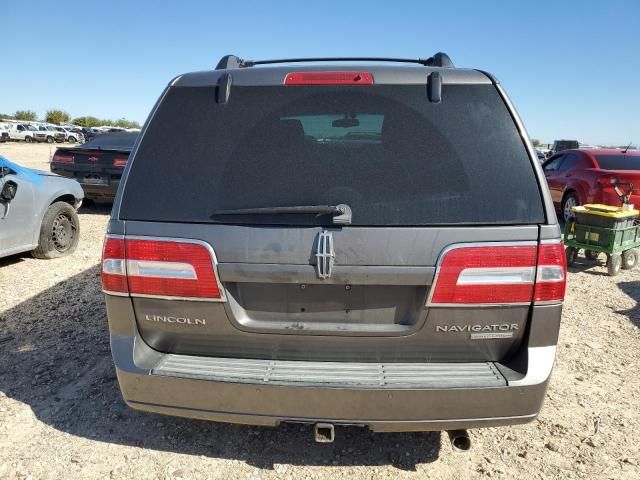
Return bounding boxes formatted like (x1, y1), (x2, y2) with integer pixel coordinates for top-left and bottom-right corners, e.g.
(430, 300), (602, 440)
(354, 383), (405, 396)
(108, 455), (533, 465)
(102, 53), (566, 450)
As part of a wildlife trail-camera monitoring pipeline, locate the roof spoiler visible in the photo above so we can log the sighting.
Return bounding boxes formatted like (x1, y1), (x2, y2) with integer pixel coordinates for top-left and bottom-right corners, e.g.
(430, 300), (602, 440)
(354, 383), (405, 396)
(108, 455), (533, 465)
(215, 52), (454, 70)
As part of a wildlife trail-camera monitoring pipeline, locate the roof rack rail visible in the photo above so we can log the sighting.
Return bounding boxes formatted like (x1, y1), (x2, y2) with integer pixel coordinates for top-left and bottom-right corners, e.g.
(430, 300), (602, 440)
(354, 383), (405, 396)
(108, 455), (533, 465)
(215, 52), (454, 70)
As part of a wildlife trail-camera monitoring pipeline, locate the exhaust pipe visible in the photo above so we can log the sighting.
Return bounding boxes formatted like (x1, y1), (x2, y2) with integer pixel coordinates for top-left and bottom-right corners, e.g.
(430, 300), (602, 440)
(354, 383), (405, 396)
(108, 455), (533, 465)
(447, 429), (471, 452)
(314, 423), (335, 443)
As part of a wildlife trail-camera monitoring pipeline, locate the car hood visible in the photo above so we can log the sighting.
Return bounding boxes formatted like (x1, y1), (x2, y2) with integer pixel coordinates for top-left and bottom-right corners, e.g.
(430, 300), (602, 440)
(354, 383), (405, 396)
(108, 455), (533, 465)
(32, 169), (60, 177)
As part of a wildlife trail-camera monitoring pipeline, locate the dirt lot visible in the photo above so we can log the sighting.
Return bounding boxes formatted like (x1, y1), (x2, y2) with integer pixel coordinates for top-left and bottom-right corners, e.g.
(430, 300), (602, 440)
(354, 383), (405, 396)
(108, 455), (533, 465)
(0, 143), (638, 479)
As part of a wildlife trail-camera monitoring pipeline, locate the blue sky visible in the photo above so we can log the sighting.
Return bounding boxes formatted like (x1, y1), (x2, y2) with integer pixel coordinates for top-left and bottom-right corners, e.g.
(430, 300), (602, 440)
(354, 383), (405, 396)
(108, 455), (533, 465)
(2, 0), (639, 145)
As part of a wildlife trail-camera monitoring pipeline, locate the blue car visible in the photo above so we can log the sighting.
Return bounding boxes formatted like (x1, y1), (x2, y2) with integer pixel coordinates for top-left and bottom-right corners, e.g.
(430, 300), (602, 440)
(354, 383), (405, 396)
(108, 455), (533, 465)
(0, 156), (84, 259)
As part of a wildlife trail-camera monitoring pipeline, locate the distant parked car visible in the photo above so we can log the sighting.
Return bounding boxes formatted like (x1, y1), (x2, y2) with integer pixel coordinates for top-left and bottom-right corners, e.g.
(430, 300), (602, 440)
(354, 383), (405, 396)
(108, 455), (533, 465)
(535, 149), (546, 163)
(37, 126), (66, 143)
(0, 125), (8, 143)
(52, 126), (84, 143)
(543, 148), (640, 221)
(50, 131), (137, 202)
(78, 128), (96, 142)
(5, 124), (37, 142)
(0, 155), (83, 259)
(548, 140), (579, 157)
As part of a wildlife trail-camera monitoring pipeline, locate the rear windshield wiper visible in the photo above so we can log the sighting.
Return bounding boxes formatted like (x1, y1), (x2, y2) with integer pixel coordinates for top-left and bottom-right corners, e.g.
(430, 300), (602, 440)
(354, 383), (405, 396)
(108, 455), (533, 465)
(212, 204), (352, 224)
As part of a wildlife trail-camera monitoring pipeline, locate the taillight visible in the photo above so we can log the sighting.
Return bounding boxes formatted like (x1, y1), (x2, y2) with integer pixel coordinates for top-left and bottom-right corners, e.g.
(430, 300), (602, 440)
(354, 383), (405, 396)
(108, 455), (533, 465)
(101, 235), (225, 301)
(430, 244), (537, 304)
(101, 236), (128, 294)
(597, 175), (619, 187)
(429, 242), (566, 305)
(284, 71), (374, 86)
(113, 157), (128, 167)
(52, 153), (74, 164)
(533, 242), (566, 303)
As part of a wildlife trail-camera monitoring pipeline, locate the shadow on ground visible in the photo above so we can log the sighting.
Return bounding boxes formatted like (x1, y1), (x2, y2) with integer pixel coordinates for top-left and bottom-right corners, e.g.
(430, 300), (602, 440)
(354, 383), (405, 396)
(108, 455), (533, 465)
(79, 201), (113, 216)
(617, 281), (640, 328)
(0, 266), (440, 470)
(567, 252), (609, 276)
(0, 253), (29, 268)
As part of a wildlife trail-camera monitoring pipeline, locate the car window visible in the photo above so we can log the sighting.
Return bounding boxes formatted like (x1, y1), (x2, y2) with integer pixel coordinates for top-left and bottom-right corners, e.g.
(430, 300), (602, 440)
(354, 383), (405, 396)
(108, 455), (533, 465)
(557, 153), (580, 171)
(543, 155), (565, 172)
(595, 154), (640, 171)
(122, 84), (545, 226)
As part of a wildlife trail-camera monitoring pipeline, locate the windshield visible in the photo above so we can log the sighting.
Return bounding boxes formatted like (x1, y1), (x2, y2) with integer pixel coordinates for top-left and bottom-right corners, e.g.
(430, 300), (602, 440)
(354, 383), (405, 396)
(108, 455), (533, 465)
(121, 84), (544, 226)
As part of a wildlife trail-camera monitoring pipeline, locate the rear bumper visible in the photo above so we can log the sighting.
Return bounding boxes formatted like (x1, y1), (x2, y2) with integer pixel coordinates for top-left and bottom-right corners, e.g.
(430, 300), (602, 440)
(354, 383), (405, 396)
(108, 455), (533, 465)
(111, 333), (555, 432)
(50, 165), (119, 199)
(79, 182), (119, 199)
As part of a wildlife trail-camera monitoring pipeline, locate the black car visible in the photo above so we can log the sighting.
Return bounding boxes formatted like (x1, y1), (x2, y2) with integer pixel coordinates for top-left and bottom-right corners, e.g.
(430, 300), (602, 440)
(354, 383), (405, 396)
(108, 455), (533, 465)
(79, 127), (101, 142)
(50, 132), (137, 202)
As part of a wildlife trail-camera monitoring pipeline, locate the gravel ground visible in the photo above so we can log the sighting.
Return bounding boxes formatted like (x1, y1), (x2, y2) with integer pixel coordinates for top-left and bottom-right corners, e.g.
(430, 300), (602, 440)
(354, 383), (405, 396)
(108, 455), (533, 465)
(0, 143), (638, 479)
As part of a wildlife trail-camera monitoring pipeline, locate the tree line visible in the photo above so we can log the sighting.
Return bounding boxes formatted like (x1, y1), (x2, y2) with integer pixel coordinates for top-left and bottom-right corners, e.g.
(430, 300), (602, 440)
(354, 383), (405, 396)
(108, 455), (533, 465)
(0, 109), (140, 129)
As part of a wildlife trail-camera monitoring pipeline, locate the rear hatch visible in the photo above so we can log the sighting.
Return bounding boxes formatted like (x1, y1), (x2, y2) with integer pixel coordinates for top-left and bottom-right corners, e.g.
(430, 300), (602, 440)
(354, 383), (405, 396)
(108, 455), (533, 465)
(111, 72), (554, 363)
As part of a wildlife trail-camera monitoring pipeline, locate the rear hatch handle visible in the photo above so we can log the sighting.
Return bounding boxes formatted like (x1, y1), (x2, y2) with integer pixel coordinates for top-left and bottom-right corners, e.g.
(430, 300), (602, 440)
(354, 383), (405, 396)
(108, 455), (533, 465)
(211, 203), (352, 224)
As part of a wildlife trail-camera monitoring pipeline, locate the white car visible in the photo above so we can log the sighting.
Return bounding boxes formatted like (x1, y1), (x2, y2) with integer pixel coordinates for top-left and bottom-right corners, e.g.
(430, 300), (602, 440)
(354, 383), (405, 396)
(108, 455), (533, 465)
(4, 123), (39, 142)
(0, 124), (9, 142)
(53, 126), (84, 143)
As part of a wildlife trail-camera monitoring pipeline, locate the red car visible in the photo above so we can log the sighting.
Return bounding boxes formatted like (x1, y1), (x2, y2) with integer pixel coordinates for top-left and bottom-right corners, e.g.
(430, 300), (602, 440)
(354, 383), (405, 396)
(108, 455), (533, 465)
(542, 148), (640, 221)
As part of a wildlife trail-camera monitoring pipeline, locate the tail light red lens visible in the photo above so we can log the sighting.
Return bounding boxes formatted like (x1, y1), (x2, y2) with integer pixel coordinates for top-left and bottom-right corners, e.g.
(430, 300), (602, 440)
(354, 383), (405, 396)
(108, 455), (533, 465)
(534, 242), (567, 303)
(113, 157), (128, 167)
(597, 175), (619, 187)
(52, 153), (74, 164)
(284, 71), (374, 86)
(101, 236), (224, 301)
(430, 244), (537, 304)
(429, 242), (566, 305)
(101, 236), (128, 294)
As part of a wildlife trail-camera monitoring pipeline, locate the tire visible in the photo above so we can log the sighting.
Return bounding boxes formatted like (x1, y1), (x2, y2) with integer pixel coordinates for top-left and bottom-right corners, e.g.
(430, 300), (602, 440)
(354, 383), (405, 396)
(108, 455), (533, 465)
(46, 136), (54, 144)
(25, 136), (33, 143)
(585, 250), (600, 261)
(562, 193), (579, 222)
(32, 202), (80, 259)
(607, 254), (621, 276)
(566, 247), (578, 266)
(68, 136), (77, 143)
(622, 249), (638, 270)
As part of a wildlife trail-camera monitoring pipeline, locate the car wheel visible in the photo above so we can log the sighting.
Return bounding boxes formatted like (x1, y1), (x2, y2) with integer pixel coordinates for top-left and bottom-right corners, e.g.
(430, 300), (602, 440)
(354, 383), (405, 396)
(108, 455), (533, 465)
(562, 193), (579, 222)
(622, 249), (638, 270)
(565, 247), (578, 266)
(46, 136), (54, 144)
(32, 202), (80, 259)
(606, 254), (621, 276)
(68, 136), (77, 143)
(25, 136), (32, 143)
(585, 250), (600, 261)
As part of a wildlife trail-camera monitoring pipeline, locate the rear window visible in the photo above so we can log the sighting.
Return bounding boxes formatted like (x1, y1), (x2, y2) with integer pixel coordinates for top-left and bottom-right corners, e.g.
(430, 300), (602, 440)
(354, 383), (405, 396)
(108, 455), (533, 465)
(595, 154), (640, 171)
(80, 132), (137, 151)
(120, 83), (544, 225)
